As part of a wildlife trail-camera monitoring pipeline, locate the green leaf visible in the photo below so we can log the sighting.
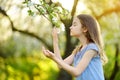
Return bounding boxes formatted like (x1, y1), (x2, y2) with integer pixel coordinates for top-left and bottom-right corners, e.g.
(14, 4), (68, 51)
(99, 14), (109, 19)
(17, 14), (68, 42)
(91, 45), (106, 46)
(27, 10), (34, 16)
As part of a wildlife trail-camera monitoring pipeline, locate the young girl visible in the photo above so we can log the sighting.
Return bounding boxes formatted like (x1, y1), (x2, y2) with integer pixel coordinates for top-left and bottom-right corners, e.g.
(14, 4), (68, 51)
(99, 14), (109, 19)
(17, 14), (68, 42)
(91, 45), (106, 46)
(42, 14), (108, 80)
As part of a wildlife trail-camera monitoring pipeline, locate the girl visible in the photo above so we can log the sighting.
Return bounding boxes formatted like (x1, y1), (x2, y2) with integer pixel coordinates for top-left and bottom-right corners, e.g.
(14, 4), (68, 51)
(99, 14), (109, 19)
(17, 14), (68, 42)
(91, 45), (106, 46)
(42, 14), (108, 80)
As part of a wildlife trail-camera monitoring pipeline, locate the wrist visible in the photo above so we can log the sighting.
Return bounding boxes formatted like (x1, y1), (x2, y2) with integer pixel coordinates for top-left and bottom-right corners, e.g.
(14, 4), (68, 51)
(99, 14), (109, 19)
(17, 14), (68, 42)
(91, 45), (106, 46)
(53, 38), (58, 41)
(52, 55), (58, 61)
(53, 40), (58, 43)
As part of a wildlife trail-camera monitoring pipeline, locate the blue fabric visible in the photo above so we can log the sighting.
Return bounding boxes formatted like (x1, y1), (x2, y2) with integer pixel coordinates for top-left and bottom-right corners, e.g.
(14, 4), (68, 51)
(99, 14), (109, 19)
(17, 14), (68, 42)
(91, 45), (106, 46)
(73, 43), (105, 80)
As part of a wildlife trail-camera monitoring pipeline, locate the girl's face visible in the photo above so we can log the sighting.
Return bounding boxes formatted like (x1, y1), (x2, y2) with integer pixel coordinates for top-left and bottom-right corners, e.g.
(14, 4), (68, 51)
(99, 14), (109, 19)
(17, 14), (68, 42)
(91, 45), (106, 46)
(70, 17), (84, 37)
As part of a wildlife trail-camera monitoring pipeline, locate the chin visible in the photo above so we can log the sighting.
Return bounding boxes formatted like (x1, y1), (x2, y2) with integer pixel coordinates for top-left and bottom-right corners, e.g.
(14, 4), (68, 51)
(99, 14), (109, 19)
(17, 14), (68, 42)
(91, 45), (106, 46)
(70, 32), (77, 37)
(70, 32), (73, 36)
(70, 33), (73, 36)
(71, 34), (79, 38)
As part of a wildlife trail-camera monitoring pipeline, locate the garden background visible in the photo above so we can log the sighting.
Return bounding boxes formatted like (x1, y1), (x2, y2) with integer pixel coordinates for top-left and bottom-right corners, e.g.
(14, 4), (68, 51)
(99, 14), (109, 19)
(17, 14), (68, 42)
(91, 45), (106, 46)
(0, 0), (120, 80)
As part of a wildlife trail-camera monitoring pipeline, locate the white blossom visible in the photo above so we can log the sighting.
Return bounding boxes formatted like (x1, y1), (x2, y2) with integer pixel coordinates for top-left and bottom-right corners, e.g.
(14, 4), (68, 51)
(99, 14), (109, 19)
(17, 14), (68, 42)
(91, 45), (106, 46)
(60, 23), (65, 31)
(27, 1), (34, 7)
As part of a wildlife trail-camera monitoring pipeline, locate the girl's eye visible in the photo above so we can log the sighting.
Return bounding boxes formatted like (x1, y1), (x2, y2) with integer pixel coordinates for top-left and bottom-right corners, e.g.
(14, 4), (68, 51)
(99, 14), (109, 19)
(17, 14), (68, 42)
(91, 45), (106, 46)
(73, 24), (76, 26)
(72, 22), (77, 26)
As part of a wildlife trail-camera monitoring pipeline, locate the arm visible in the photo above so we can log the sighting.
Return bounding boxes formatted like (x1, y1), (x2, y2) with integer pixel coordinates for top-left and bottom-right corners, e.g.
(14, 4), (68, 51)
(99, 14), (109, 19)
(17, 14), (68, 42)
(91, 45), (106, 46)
(52, 28), (74, 65)
(43, 49), (97, 77)
(63, 53), (75, 65)
(52, 28), (62, 60)
(42, 47), (97, 77)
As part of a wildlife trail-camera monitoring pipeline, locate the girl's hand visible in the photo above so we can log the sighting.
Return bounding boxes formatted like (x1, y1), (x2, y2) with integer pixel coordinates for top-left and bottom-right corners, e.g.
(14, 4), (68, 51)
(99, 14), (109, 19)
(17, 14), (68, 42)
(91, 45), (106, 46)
(42, 47), (55, 59)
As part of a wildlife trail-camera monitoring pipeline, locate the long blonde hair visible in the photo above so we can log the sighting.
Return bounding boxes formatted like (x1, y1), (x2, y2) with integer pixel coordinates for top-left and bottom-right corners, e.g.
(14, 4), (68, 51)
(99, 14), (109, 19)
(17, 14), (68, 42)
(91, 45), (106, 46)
(72, 14), (108, 64)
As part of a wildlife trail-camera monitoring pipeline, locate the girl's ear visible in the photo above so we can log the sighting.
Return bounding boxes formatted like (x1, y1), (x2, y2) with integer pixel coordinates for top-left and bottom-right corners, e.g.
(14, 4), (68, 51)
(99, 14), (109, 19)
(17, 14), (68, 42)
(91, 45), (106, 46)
(83, 27), (88, 32)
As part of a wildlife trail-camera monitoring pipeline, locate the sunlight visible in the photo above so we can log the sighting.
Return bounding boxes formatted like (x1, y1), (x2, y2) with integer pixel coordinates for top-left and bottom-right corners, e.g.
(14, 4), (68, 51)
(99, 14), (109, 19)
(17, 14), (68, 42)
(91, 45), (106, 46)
(31, 0), (40, 4)
(58, 0), (74, 11)
(76, 1), (87, 15)
(54, 0), (86, 13)
(0, 18), (12, 41)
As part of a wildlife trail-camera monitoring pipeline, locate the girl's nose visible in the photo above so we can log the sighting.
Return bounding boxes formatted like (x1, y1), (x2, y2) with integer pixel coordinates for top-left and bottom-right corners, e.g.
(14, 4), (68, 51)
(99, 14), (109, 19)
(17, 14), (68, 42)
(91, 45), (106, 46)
(70, 26), (72, 29)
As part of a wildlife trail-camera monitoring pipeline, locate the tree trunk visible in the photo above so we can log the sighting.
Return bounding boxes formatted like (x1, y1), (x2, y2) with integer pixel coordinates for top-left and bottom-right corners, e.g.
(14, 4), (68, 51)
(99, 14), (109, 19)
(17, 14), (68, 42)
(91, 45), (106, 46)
(57, 69), (72, 80)
(57, 19), (74, 80)
(110, 43), (119, 80)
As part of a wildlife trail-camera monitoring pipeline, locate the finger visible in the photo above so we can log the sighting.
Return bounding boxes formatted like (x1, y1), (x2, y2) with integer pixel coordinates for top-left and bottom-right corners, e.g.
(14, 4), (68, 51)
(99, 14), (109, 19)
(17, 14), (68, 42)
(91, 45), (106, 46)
(53, 27), (56, 31)
(46, 50), (50, 53)
(42, 46), (45, 53)
(46, 50), (54, 57)
(42, 46), (48, 55)
(42, 46), (45, 50)
(53, 26), (57, 29)
(46, 50), (52, 54)
(53, 27), (58, 31)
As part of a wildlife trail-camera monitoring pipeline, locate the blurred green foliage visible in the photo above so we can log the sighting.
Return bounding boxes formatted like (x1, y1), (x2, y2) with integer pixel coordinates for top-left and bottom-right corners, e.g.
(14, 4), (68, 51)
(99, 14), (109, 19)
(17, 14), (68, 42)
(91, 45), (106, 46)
(0, 35), (59, 80)
(0, 0), (120, 80)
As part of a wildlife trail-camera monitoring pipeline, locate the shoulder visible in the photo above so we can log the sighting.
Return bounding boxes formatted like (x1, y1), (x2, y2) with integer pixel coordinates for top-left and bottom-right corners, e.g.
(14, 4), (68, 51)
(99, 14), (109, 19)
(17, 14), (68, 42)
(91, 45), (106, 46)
(87, 43), (99, 52)
(83, 43), (99, 58)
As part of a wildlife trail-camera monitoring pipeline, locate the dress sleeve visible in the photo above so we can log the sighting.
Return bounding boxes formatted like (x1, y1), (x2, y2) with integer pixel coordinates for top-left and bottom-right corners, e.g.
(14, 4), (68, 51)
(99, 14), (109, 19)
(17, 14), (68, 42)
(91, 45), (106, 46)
(86, 43), (99, 53)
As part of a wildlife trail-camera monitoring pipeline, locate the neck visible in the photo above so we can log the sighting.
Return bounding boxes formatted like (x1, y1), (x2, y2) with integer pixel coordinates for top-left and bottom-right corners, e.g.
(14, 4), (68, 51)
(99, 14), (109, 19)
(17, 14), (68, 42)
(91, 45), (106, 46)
(78, 35), (88, 47)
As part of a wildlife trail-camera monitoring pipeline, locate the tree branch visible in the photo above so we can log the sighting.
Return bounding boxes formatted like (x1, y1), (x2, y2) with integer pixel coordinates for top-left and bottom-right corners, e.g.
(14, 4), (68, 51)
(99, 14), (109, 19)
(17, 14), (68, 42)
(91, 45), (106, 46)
(0, 7), (52, 50)
(71, 0), (79, 17)
(95, 6), (120, 20)
(110, 43), (119, 80)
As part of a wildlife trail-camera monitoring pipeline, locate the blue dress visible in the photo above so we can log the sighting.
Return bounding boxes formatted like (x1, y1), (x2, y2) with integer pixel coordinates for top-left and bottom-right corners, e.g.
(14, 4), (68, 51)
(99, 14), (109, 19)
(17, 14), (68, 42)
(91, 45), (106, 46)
(73, 43), (105, 80)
